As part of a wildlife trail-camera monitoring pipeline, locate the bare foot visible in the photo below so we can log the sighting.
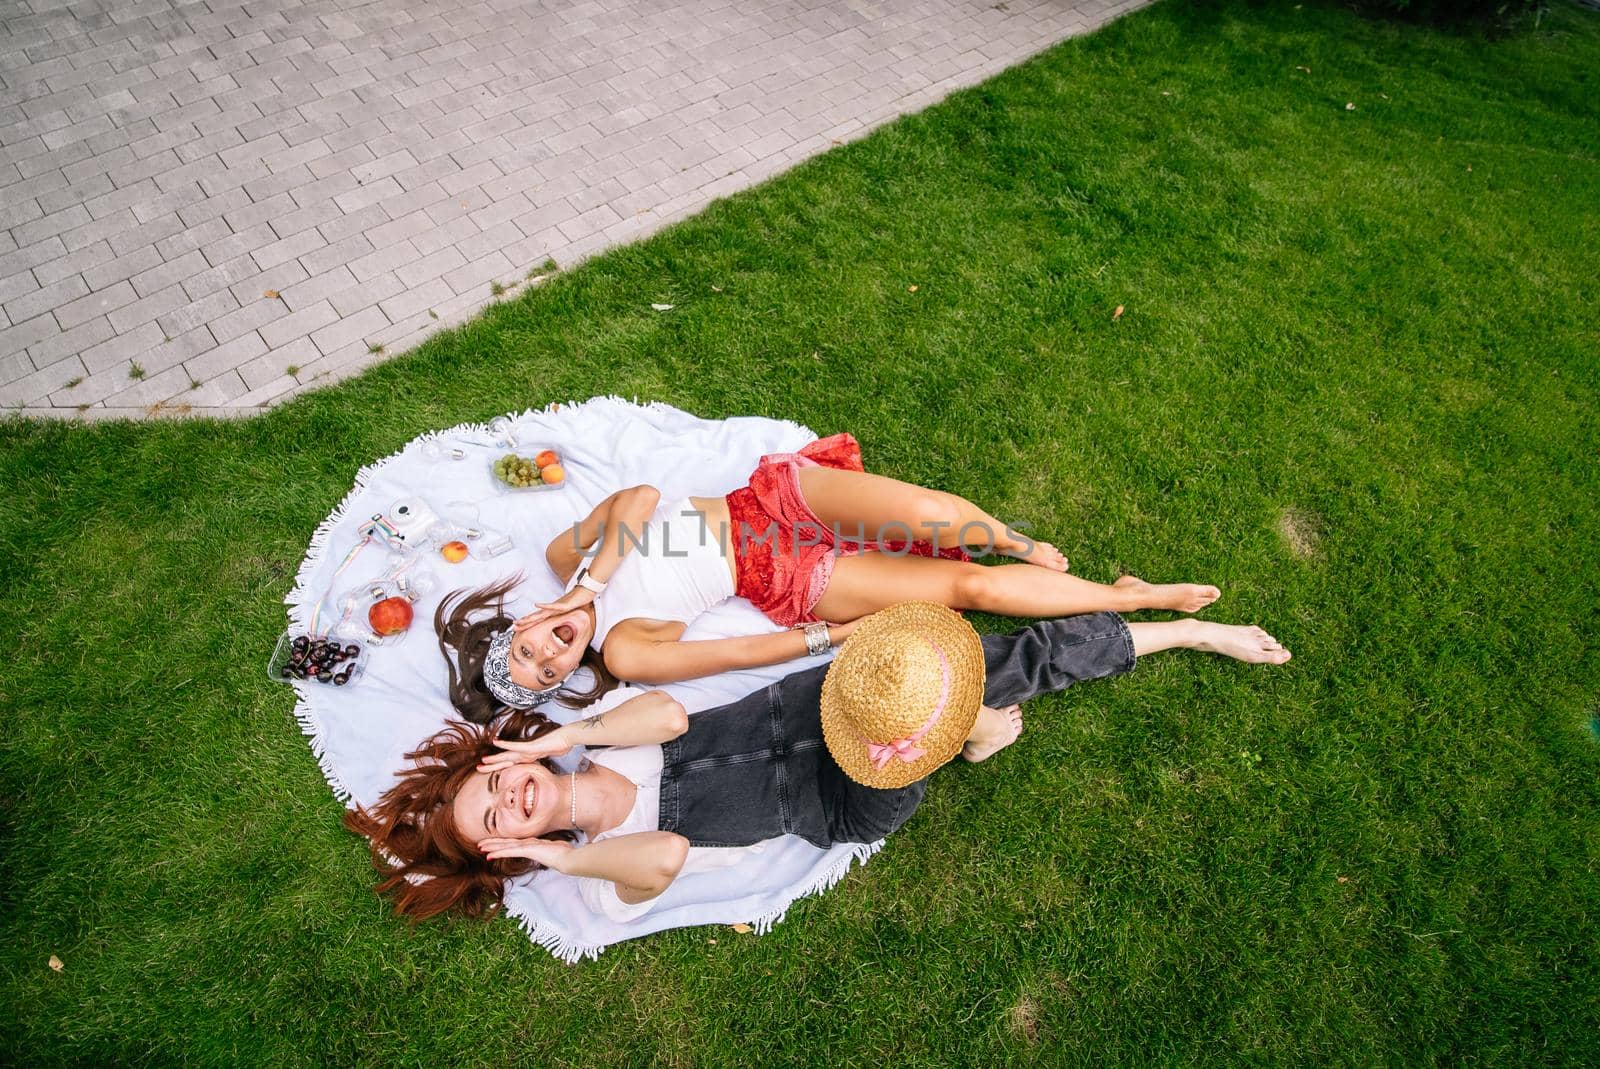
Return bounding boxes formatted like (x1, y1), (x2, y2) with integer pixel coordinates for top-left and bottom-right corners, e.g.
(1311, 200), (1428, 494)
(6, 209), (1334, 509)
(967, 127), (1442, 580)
(962, 703), (1024, 763)
(994, 535), (1069, 572)
(1115, 574), (1221, 613)
(1189, 621), (1292, 664)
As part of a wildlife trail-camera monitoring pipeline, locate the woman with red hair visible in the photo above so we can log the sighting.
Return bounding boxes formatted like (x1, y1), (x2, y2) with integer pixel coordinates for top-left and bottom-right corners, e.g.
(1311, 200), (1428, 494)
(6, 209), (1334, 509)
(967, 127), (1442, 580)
(353, 607), (1289, 921)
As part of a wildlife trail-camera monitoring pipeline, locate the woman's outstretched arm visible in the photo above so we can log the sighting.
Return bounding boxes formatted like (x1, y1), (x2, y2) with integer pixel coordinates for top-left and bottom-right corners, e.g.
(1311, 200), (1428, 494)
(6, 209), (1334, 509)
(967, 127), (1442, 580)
(479, 689), (688, 768)
(479, 832), (690, 905)
(603, 620), (860, 685)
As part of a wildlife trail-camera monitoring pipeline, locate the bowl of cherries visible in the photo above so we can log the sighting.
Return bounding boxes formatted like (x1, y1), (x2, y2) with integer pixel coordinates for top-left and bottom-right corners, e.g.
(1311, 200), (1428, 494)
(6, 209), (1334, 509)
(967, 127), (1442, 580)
(269, 631), (366, 687)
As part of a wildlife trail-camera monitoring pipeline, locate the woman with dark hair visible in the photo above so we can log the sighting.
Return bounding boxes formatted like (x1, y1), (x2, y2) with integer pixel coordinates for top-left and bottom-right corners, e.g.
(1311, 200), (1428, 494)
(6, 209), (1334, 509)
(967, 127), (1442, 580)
(356, 607), (1290, 921)
(439, 433), (1221, 722)
(433, 575), (619, 723)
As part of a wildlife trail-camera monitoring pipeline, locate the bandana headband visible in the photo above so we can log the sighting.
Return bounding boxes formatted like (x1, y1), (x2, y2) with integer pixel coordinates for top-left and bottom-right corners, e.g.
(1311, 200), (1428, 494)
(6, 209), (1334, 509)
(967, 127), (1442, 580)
(483, 629), (559, 708)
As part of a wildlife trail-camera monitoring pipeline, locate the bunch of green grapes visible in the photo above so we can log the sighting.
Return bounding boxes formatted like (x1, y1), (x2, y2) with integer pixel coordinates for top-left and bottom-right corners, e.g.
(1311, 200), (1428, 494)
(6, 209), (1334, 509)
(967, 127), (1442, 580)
(494, 453), (543, 487)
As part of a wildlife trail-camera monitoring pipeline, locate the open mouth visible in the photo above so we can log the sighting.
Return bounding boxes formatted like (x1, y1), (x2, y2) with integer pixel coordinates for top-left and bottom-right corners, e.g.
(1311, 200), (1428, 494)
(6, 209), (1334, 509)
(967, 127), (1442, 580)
(552, 623), (575, 648)
(522, 779), (535, 818)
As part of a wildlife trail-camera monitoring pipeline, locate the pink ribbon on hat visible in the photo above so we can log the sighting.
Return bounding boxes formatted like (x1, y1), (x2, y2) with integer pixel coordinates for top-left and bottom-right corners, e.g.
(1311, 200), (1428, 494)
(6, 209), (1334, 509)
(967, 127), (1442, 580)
(865, 641), (952, 770)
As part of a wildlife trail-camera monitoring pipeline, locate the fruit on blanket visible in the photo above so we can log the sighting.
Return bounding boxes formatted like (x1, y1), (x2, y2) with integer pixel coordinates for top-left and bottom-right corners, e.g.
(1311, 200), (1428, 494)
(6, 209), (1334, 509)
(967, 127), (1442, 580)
(440, 540), (469, 563)
(539, 463), (565, 485)
(368, 596), (414, 636)
(534, 449), (559, 468)
(494, 453), (547, 488)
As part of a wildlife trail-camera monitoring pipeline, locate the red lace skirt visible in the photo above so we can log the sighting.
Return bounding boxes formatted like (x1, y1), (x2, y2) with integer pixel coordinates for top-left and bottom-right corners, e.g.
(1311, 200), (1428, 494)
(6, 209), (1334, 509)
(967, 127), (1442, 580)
(724, 432), (969, 628)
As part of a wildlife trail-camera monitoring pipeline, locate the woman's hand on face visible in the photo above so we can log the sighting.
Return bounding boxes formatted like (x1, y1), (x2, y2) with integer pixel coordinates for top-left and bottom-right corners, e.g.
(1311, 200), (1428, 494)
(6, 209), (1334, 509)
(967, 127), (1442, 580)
(513, 587), (596, 631)
(479, 837), (575, 871)
(478, 732), (573, 771)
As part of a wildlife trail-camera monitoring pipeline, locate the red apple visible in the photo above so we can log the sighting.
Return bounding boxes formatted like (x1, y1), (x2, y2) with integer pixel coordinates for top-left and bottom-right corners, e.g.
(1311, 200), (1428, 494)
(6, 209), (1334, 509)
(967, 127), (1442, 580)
(368, 596), (414, 636)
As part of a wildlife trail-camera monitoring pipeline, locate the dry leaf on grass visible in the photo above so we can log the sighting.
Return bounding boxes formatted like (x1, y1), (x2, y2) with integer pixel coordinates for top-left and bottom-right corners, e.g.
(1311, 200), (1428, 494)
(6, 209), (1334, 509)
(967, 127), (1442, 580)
(907, 285), (918, 292)
(651, 303), (674, 311)
(1113, 305), (1125, 321)
(1346, 102), (1356, 111)
(48, 955), (63, 972)
(731, 922), (754, 934)
(1295, 65), (1311, 73)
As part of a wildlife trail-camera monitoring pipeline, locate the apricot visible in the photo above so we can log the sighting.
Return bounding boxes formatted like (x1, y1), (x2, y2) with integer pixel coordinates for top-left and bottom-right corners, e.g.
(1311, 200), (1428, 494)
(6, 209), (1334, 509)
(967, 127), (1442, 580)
(534, 449), (559, 468)
(539, 463), (565, 485)
(441, 540), (469, 563)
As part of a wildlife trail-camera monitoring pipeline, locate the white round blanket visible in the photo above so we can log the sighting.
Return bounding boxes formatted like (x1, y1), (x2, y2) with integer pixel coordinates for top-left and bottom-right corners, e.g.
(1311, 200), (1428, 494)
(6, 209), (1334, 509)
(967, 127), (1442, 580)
(286, 397), (881, 962)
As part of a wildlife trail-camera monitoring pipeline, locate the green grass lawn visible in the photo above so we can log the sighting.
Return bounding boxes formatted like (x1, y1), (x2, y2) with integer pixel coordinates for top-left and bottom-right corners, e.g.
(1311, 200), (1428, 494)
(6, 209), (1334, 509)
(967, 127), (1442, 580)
(4, 0), (1599, 1063)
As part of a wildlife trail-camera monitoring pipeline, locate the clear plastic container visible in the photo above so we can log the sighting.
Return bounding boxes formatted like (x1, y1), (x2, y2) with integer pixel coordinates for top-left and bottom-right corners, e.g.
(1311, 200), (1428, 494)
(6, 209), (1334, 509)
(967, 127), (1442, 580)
(268, 628), (370, 688)
(487, 448), (566, 493)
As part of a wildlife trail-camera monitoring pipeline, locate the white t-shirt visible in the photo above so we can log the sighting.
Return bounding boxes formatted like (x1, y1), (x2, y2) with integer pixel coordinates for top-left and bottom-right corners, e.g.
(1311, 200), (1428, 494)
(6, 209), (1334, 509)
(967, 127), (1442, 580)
(588, 498), (735, 650)
(573, 686), (768, 922)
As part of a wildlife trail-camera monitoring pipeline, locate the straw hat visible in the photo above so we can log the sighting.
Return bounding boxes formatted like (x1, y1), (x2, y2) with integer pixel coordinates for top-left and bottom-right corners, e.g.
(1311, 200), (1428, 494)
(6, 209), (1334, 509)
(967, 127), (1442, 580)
(820, 601), (986, 789)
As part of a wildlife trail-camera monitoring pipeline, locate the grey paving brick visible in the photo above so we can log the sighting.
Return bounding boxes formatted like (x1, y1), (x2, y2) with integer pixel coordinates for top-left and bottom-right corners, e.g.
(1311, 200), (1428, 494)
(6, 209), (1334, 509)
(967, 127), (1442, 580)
(12, 203), (89, 246)
(181, 369), (250, 407)
(25, 314), (116, 372)
(258, 299), (338, 349)
(199, 222), (276, 268)
(268, 199), (343, 240)
(182, 334), (265, 388)
(129, 249), (207, 298)
(233, 371), (300, 406)
(0, 314), (61, 360)
(0, 355), (87, 409)
(84, 243), (163, 290)
(310, 304), (387, 357)
(395, 244), (465, 288)
(378, 275), (452, 323)
(251, 226), (327, 272)
(208, 295), (288, 344)
(0, 270), (41, 310)
(221, 190), (298, 234)
(96, 362), (189, 408)
(78, 319), (164, 375)
(153, 215), (230, 261)
(4, 275), (89, 327)
(54, 279), (138, 329)
(315, 202), (388, 246)
(182, 254), (264, 302)
(239, 336), (316, 390)
(328, 271), (404, 318)
(107, 282), (188, 333)
(154, 287), (239, 340)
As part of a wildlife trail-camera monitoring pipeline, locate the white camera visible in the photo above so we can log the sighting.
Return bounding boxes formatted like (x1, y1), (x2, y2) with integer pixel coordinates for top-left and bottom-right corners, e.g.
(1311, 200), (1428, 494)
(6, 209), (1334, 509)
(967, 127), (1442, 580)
(364, 497), (442, 552)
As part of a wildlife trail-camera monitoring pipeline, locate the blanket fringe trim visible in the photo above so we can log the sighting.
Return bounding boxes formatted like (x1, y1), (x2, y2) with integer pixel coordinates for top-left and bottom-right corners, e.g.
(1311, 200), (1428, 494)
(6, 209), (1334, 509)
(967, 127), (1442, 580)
(503, 840), (885, 964)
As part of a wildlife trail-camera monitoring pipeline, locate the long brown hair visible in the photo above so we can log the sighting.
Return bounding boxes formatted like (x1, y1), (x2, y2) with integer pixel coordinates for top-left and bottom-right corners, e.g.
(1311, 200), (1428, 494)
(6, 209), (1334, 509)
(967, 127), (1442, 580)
(343, 709), (570, 920)
(434, 574), (618, 723)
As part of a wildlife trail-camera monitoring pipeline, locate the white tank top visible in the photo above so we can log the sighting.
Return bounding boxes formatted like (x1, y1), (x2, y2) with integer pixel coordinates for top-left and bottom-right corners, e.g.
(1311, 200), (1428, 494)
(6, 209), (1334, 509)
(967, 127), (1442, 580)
(576, 687), (766, 923)
(588, 499), (735, 649)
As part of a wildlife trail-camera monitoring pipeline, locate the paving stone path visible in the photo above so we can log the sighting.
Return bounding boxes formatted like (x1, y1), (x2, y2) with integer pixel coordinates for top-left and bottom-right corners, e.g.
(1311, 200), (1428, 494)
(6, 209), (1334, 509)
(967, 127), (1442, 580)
(2, 0), (1147, 420)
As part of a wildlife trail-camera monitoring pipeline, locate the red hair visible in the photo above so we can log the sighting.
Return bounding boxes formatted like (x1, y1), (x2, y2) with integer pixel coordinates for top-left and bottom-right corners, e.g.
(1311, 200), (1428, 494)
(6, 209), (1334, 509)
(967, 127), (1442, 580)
(343, 710), (572, 920)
